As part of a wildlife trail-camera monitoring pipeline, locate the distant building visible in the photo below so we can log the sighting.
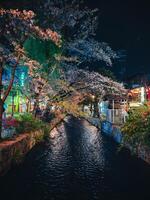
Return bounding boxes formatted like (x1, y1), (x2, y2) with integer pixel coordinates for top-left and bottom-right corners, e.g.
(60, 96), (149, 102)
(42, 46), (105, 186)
(124, 72), (150, 88)
(125, 73), (150, 107)
(99, 94), (127, 124)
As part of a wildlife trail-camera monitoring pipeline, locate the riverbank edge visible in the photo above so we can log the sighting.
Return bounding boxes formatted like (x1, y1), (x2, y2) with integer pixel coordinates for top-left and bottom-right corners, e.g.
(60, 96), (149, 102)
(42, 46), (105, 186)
(0, 114), (66, 176)
(84, 117), (101, 129)
(75, 117), (150, 165)
(101, 120), (150, 165)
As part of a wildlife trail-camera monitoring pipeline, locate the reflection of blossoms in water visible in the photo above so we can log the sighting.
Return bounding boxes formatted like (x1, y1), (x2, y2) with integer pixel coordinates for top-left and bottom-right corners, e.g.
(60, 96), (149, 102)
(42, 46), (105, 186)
(49, 123), (68, 156)
(81, 120), (105, 169)
(50, 127), (59, 139)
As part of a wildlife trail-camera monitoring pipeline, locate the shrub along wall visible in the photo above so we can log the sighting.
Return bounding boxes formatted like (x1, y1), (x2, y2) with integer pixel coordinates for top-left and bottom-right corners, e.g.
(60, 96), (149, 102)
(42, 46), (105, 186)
(121, 104), (150, 164)
(101, 106), (150, 164)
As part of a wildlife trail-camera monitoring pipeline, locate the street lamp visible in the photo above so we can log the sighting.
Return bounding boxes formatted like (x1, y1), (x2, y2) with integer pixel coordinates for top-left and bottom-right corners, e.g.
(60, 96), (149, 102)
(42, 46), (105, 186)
(91, 95), (95, 101)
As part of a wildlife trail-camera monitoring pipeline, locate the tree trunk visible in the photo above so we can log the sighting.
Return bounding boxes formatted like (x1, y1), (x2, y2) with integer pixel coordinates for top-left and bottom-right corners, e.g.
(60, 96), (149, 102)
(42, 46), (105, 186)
(33, 95), (39, 117)
(0, 100), (3, 138)
(93, 97), (99, 118)
(26, 100), (29, 113)
(11, 93), (15, 117)
(90, 103), (93, 116)
(0, 57), (19, 138)
(0, 62), (3, 138)
(26, 99), (31, 113)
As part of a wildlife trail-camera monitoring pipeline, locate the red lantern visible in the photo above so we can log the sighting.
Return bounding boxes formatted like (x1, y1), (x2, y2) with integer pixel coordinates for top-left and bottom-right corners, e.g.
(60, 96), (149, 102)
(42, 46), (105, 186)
(146, 87), (150, 101)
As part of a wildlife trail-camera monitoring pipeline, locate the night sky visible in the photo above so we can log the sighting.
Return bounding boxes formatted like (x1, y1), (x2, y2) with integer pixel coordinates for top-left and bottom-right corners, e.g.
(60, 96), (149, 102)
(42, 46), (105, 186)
(1, 0), (150, 79)
(87, 0), (150, 79)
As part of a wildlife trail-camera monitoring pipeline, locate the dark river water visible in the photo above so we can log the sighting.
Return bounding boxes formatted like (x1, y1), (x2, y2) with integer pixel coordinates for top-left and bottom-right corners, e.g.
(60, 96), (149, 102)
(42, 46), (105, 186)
(1, 117), (150, 200)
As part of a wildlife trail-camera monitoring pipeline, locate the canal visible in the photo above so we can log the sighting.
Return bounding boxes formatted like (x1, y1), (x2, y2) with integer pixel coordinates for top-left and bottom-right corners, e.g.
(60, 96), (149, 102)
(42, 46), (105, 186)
(0, 116), (150, 200)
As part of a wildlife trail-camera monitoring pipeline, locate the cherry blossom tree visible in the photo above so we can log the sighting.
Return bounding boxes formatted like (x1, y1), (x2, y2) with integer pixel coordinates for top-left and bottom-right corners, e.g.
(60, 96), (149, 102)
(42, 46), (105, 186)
(66, 68), (126, 116)
(33, 1), (126, 117)
(37, 0), (117, 68)
(0, 8), (61, 137)
(48, 68), (126, 117)
(66, 68), (126, 96)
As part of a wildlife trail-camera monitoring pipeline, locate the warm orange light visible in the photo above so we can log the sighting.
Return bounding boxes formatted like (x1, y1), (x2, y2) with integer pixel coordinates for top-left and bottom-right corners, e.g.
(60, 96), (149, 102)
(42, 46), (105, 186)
(91, 95), (95, 99)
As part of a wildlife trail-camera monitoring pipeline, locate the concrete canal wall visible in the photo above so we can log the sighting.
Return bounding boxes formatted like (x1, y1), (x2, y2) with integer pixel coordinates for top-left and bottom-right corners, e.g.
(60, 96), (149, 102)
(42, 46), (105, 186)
(86, 117), (101, 129)
(101, 120), (150, 165)
(101, 121), (122, 143)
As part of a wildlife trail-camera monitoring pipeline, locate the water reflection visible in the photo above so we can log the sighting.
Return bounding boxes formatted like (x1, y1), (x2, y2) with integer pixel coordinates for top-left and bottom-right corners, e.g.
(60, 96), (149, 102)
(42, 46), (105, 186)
(0, 116), (150, 200)
(50, 125), (68, 155)
(80, 120), (105, 168)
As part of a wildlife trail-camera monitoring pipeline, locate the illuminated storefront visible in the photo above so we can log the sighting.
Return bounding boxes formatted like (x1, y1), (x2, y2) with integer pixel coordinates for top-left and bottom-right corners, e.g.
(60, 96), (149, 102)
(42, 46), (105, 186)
(5, 90), (27, 114)
(128, 87), (145, 107)
(3, 65), (29, 115)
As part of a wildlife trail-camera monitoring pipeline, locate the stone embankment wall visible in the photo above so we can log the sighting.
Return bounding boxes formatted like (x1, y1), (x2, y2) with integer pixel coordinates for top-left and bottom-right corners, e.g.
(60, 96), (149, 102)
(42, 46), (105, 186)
(0, 130), (44, 175)
(0, 115), (66, 176)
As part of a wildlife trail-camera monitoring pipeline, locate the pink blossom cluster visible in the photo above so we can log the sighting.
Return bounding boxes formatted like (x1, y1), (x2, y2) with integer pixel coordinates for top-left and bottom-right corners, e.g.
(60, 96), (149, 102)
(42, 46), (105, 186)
(0, 9), (35, 20)
(66, 68), (126, 99)
(32, 26), (61, 46)
(0, 8), (61, 46)
(3, 117), (19, 129)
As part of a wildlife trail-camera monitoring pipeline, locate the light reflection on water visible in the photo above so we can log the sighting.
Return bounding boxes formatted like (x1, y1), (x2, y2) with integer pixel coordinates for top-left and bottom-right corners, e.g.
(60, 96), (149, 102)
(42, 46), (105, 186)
(0, 116), (150, 200)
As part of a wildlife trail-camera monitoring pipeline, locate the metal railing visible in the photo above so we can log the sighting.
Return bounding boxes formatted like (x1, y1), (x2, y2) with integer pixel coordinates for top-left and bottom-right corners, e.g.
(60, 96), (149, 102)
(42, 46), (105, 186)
(106, 109), (128, 125)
